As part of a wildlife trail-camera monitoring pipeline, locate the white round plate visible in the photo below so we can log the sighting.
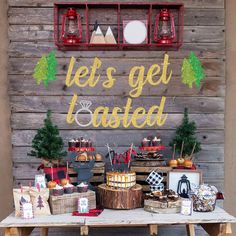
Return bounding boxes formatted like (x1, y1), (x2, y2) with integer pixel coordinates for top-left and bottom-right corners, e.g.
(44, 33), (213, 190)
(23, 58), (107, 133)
(123, 20), (147, 44)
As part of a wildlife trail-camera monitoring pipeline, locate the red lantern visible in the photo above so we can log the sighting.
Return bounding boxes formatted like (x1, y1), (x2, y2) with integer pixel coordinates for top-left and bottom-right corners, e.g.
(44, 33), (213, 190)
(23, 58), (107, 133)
(61, 8), (82, 44)
(154, 8), (176, 44)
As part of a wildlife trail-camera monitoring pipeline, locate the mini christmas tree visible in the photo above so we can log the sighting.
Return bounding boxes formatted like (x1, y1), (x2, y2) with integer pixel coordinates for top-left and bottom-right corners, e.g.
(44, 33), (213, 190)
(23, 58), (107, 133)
(189, 51), (205, 88)
(33, 55), (48, 85)
(28, 110), (67, 162)
(181, 58), (196, 88)
(169, 108), (201, 157)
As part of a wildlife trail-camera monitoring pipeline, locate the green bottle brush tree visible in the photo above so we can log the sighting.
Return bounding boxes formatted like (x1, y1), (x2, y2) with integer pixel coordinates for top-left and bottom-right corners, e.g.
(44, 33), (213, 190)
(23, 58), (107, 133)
(169, 108), (201, 158)
(28, 110), (67, 165)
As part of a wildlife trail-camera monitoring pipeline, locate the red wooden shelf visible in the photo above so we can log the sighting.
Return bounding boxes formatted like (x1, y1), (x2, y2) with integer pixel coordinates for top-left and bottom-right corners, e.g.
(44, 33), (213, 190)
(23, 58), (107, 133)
(54, 2), (184, 51)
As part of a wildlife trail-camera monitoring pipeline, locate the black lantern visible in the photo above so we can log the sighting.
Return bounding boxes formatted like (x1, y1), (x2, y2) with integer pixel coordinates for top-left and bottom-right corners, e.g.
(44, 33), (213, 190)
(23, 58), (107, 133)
(177, 174), (191, 198)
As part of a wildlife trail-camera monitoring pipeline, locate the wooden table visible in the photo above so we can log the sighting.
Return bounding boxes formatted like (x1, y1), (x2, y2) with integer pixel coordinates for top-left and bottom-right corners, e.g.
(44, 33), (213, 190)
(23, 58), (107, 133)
(0, 207), (235, 236)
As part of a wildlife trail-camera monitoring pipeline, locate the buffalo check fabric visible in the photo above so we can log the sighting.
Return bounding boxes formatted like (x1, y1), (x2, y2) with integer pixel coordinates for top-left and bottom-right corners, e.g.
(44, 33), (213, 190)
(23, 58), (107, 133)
(150, 183), (164, 192)
(146, 171), (163, 185)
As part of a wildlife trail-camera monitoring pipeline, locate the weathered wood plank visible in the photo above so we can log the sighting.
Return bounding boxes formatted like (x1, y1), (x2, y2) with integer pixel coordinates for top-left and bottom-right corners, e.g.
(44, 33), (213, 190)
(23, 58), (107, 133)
(10, 96), (225, 113)
(8, 25), (225, 43)
(11, 144), (224, 163)
(8, 42), (226, 58)
(8, 8), (225, 26)
(11, 113), (224, 130)
(8, 58), (225, 77)
(196, 162), (224, 179)
(8, 75), (226, 97)
(11, 130), (224, 147)
(8, 0), (225, 9)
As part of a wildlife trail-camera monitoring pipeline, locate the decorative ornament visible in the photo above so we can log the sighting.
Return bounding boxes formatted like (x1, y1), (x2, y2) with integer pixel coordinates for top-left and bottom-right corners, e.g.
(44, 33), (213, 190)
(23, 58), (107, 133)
(181, 52), (205, 89)
(33, 51), (58, 88)
(188, 51), (205, 88)
(46, 51), (57, 86)
(90, 20), (99, 43)
(177, 174), (191, 198)
(123, 20), (148, 44)
(105, 144), (136, 171)
(74, 100), (93, 127)
(154, 8), (176, 44)
(67, 151), (95, 186)
(146, 170), (164, 193)
(105, 26), (117, 44)
(33, 55), (48, 86)
(61, 7), (82, 44)
(181, 58), (195, 88)
(90, 26), (106, 44)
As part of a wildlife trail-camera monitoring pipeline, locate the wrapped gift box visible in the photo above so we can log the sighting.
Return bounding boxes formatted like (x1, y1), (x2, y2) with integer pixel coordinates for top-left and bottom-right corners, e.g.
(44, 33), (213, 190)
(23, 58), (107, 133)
(49, 190), (96, 215)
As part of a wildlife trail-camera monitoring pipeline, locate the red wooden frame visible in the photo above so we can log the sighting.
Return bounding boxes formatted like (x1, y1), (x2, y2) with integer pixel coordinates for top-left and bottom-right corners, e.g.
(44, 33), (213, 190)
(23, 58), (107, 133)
(54, 2), (184, 51)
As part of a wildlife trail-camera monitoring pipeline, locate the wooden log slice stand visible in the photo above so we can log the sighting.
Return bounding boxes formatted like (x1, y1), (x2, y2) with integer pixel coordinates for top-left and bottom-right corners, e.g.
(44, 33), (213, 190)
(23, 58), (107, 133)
(98, 184), (143, 209)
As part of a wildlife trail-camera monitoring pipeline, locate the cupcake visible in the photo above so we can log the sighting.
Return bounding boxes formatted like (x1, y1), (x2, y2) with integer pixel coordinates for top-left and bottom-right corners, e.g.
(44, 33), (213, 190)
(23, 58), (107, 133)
(81, 138), (86, 147)
(152, 136), (161, 146)
(88, 139), (92, 148)
(147, 136), (154, 146)
(141, 137), (150, 147)
(75, 138), (81, 148)
(52, 185), (64, 196)
(68, 139), (76, 148)
(64, 183), (75, 194)
(77, 182), (88, 193)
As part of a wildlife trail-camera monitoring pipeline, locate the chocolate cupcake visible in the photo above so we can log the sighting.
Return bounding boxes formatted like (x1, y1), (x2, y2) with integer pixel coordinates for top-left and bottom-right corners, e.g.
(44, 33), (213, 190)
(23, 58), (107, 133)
(77, 182), (88, 193)
(81, 138), (86, 147)
(152, 136), (161, 146)
(75, 138), (81, 148)
(52, 185), (64, 196)
(147, 136), (154, 146)
(141, 137), (150, 147)
(88, 139), (92, 148)
(64, 183), (75, 194)
(68, 139), (76, 148)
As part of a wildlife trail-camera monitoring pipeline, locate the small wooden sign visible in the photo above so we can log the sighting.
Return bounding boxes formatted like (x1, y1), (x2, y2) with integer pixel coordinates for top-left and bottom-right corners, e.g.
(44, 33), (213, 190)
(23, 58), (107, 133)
(22, 202), (34, 219)
(78, 197), (89, 213)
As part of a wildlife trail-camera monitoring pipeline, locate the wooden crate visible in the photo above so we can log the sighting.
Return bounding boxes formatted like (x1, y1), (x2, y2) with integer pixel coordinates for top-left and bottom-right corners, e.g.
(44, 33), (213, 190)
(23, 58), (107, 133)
(68, 162), (105, 186)
(130, 160), (172, 192)
(49, 190), (96, 215)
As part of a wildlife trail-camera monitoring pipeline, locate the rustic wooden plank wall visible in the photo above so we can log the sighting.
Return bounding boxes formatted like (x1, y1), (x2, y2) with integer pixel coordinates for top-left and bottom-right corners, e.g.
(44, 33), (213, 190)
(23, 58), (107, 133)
(8, 0), (225, 194)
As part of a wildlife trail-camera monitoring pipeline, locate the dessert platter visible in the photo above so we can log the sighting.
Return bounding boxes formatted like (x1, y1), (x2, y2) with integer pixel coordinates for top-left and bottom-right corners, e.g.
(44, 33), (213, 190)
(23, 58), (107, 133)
(68, 137), (95, 152)
(136, 136), (165, 160)
(144, 189), (181, 214)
